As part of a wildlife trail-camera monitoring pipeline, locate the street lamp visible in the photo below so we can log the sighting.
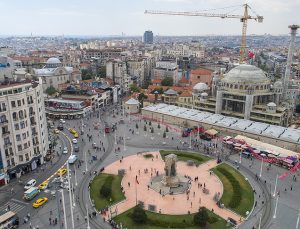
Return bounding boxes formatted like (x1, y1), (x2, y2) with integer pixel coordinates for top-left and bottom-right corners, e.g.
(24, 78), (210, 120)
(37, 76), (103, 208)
(60, 189), (68, 229)
(66, 162), (75, 229)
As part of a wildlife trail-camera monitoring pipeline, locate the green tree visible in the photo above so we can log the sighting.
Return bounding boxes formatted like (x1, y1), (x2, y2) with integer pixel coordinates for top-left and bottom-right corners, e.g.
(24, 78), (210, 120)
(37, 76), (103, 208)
(194, 207), (209, 227)
(81, 69), (94, 80)
(129, 83), (140, 93)
(138, 93), (148, 109)
(161, 77), (174, 86)
(97, 66), (106, 78)
(142, 80), (152, 89)
(46, 86), (57, 96)
(131, 205), (147, 224)
(100, 184), (111, 198)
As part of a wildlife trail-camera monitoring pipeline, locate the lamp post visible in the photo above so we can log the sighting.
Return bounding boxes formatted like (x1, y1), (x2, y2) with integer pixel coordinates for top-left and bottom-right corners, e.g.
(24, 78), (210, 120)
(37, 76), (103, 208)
(86, 203), (90, 229)
(60, 189), (68, 229)
(273, 174), (278, 197)
(296, 208), (300, 229)
(66, 162), (75, 229)
(273, 194), (279, 219)
(85, 151), (88, 172)
(259, 159), (263, 178)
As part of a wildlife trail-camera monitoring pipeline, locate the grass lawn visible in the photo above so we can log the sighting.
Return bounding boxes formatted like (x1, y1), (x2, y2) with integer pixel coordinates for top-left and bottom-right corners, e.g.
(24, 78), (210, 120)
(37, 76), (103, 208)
(160, 150), (211, 165)
(212, 163), (254, 217)
(90, 173), (125, 211)
(114, 207), (230, 229)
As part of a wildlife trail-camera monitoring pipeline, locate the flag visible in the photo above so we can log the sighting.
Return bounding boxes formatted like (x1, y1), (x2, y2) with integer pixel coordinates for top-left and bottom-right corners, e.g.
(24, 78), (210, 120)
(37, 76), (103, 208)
(136, 179), (139, 184)
(248, 51), (255, 59)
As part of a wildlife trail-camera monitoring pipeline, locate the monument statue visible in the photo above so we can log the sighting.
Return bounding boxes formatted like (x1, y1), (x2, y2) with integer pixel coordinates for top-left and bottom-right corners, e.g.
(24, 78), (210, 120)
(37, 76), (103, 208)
(162, 154), (179, 187)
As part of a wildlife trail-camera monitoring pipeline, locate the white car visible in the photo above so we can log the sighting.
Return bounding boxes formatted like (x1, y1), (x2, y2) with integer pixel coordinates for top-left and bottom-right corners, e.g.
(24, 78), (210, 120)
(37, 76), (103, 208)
(72, 139), (78, 144)
(63, 147), (68, 154)
(59, 119), (66, 124)
(24, 179), (37, 190)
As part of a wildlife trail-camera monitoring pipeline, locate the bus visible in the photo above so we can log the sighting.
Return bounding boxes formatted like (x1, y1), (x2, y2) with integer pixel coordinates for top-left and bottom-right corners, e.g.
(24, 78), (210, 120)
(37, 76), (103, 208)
(0, 211), (19, 229)
(24, 187), (40, 201)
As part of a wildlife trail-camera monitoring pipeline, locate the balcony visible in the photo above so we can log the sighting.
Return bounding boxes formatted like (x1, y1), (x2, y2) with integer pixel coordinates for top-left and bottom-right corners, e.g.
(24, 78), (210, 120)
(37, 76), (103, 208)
(0, 120), (8, 125)
(4, 142), (12, 148)
(2, 131), (10, 136)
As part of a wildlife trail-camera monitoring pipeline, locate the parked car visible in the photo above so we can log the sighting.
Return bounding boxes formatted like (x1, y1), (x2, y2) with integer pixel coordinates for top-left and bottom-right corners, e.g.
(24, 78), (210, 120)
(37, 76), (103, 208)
(24, 179), (37, 190)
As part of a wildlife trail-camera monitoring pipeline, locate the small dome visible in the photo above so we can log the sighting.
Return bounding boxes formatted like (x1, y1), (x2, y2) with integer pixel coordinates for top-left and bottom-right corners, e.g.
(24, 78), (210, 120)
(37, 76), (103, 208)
(222, 64), (269, 84)
(193, 82), (209, 91)
(125, 98), (139, 105)
(164, 89), (178, 96)
(274, 81), (283, 88)
(267, 102), (277, 107)
(46, 57), (61, 65)
(201, 92), (208, 97)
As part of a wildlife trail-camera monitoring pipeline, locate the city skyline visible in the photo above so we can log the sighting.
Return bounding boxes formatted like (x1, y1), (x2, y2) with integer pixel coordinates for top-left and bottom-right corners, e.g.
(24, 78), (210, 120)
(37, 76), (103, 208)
(1, 0), (299, 36)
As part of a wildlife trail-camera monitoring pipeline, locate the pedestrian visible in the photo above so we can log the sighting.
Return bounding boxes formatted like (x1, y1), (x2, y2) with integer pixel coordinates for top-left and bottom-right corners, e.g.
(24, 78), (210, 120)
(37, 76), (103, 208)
(291, 185), (293, 191)
(49, 217), (52, 225)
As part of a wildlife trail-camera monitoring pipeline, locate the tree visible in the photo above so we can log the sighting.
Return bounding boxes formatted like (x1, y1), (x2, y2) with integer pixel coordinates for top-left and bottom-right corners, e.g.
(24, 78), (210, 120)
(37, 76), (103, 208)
(142, 80), (152, 89)
(194, 207), (208, 227)
(97, 66), (106, 78)
(81, 69), (94, 80)
(100, 184), (111, 198)
(46, 86), (57, 96)
(131, 205), (147, 224)
(138, 93), (148, 109)
(161, 77), (174, 86)
(129, 83), (140, 93)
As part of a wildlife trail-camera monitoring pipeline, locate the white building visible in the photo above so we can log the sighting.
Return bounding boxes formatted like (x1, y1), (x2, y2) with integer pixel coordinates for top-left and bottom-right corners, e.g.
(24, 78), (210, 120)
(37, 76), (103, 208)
(0, 78), (48, 184)
(33, 57), (75, 91)
(153, 61), (179, 84)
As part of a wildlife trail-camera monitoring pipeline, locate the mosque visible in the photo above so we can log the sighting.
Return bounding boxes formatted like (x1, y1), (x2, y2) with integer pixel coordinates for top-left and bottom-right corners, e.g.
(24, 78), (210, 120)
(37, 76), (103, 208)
(161, 64), (296, 127)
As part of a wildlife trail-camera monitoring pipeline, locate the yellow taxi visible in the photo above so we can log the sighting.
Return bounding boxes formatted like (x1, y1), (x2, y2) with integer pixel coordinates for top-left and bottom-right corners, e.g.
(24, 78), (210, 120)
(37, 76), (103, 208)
(56, 168), (67, 177)
(68, 128), (77, 134)
(74, 132), (79, 138)
(32, 197), (48, 208)
(38, 181), (48, 190)
(54, 129), (60, 134)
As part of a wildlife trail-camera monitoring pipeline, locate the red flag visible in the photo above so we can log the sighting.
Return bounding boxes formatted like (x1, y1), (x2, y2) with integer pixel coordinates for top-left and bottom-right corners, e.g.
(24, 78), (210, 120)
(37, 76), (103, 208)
(136, 179), (139, 184)
(248, 51), (254, 59)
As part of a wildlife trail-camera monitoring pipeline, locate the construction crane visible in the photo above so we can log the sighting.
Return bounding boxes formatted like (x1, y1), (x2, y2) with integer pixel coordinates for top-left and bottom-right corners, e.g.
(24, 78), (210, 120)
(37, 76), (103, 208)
(145, 4), (263, 64)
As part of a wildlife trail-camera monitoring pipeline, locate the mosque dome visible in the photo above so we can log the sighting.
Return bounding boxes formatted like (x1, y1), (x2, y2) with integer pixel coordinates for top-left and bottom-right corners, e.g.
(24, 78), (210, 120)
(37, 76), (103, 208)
(193, 82), (209, 92)
(46, 57), (61, 65)
(222, 64), (270, 84)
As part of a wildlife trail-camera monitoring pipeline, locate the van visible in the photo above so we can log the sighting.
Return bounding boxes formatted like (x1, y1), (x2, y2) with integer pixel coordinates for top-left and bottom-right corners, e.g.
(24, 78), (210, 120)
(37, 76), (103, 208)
(24, 179), (37, 190)
(24, 187), (40, 200)
(68, 155), (78, 164)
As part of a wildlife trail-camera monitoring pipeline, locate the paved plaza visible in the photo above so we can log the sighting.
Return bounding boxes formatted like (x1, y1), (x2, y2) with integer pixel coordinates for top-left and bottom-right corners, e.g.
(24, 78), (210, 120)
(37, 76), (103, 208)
(103, 151), (242, 224)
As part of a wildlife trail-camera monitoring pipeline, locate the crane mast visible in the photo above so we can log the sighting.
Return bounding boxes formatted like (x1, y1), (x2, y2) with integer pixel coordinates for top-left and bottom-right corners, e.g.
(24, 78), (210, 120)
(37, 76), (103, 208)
(145, 4), (263, 64)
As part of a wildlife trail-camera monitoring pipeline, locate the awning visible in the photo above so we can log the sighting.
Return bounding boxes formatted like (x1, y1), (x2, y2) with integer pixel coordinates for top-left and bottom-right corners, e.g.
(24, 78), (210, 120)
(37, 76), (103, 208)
(205, 129), (218, 136)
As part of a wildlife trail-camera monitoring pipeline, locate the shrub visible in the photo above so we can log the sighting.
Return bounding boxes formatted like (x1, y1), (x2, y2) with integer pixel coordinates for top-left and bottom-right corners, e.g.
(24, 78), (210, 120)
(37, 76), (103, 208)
(143, 154), (154, 159)
(99, 176), (113, 198)
(131, 205), (147, 224)
(194, 207), (208, 227)
(217, 167), (242, 208)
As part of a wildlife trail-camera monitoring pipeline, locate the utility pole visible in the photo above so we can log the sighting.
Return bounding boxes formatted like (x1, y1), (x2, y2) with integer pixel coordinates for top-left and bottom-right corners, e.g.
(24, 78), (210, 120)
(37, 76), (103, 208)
(66, 162), (75, 229)
(273, 174), (278, 197)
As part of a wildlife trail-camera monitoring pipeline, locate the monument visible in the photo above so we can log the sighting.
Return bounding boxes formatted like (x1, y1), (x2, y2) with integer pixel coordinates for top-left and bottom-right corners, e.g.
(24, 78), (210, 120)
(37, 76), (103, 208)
(161, 154), (180, 187)
(149, 154), (190, 195)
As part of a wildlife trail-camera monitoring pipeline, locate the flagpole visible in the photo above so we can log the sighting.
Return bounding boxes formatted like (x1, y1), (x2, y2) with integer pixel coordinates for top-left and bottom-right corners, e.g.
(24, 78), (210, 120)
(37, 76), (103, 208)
(273, 194), (279, 219)
(259, 159), (263, 178)
(273, 174), (278, 197)
(135, 179), (138, 206)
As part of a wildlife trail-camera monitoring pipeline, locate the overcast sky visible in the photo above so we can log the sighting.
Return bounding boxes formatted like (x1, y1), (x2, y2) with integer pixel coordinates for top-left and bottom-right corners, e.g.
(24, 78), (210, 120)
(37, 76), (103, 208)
(1, 0), (299, 36)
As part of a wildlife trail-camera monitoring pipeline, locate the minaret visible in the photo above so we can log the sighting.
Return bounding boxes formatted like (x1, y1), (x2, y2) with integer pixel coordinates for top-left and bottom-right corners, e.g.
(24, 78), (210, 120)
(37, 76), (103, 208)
(282, 25), (299, 101)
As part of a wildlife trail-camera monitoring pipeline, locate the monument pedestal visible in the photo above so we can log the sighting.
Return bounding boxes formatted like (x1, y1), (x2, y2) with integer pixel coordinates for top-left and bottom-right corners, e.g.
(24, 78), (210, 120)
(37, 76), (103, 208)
(161, 175), (180, 188)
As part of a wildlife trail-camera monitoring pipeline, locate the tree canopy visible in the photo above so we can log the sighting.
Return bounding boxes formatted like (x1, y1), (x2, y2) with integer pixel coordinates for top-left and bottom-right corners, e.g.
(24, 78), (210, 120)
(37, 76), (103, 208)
(129, 83), (140, 93)
(193, 207), (208, 227)
(45, 86), (57, 96)
(161, 77), (174, 86)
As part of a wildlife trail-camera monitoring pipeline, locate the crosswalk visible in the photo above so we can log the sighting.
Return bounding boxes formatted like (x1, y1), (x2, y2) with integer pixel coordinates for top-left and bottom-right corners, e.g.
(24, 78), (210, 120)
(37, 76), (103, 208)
(0, 199), (28, 213)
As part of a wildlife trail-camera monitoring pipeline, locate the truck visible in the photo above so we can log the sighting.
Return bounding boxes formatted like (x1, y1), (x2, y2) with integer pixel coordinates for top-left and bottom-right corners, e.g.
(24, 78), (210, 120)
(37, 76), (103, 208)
(24, 187), (40, 201)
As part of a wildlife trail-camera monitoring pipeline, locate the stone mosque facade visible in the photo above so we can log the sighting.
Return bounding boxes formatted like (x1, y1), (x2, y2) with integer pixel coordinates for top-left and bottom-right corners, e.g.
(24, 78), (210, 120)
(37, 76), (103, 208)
(184, 64), (294, 126)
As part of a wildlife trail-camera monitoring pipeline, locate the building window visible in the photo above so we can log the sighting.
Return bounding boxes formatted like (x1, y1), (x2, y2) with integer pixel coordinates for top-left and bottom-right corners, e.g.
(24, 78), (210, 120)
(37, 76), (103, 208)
(20, 121), (25, 129)
(11, 101), (16, 108)
(13, 112), (17, 121)
(16, 134), (21, 141)
(15, 123), (19, 130)
(17, 145), (22, 151)
(19, 155), (23, 162)
(17, 100), (21, 107)
(22, 133), (26, 140)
